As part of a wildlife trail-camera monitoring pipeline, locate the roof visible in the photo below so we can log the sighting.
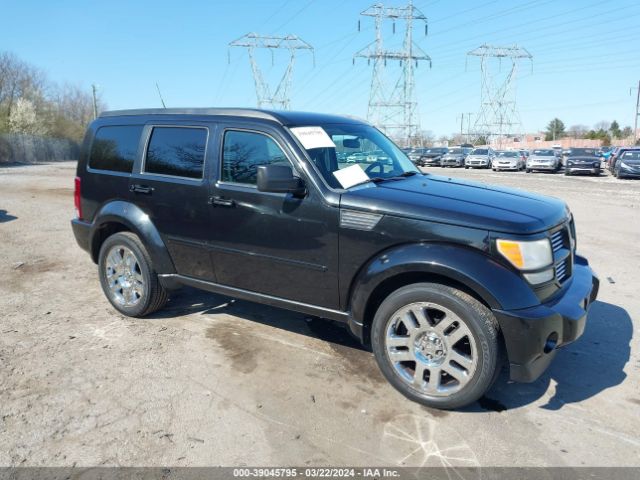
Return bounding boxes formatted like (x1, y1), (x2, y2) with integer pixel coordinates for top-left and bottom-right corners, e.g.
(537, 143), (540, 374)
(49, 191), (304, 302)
(99, 108), (367, 127)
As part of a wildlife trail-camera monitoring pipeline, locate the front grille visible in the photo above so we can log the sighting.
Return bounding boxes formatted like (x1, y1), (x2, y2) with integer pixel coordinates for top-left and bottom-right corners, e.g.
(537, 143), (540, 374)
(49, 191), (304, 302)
(551, 230), (564, 252)
(550, 222), (573, 284)
(556, 258), (569, 282)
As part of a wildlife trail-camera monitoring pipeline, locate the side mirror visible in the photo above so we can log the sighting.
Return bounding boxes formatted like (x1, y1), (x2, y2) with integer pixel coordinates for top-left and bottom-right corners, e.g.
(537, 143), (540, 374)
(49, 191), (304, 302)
(257, 164), (306, 196)
(343, 138), (361, 149)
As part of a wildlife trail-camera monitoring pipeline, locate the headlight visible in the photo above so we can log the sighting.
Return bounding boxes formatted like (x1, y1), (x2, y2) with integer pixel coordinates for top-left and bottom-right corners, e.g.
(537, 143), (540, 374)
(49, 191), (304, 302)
(567, 161), (573, 166)
(593, 162), (599, 167)
(620, 162), (630, 169)
(496, 238), (553, 270)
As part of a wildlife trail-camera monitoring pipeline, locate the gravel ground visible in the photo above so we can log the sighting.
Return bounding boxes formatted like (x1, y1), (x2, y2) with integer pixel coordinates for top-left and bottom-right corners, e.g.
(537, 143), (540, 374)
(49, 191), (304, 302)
(0, 162), (638, 467)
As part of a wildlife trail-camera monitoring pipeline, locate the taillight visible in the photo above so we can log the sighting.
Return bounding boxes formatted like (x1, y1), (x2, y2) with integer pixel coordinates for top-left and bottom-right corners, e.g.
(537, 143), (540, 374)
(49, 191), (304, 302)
(74, 176), (82, 220)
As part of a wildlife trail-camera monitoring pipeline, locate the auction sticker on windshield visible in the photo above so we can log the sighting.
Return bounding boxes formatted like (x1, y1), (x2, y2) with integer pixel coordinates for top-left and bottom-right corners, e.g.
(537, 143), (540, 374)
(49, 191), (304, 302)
(290, 126), (336, 150)
(333, 164), (369, 189)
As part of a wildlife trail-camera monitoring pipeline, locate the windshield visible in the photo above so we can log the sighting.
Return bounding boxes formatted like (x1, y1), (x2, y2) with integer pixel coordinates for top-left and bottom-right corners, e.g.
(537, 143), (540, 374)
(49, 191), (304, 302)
(533, 150), (555, 156)
(448, 148), (464, 154)
(621, 151), (640, 160)
(471, 149), (488, 155)
(299, 124), (419, 189)
(498, 151), (518, 157)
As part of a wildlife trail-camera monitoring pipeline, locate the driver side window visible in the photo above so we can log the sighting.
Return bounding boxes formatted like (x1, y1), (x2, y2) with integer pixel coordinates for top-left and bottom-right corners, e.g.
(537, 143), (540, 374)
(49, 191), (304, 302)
(222, 130), (288, 185)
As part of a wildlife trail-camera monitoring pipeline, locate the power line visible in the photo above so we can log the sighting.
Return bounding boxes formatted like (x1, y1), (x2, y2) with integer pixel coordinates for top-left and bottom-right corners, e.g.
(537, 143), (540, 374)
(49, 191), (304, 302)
(354, 1), (431, 145)
(467, 44), (533, 147)
(229, 33), (314, 110)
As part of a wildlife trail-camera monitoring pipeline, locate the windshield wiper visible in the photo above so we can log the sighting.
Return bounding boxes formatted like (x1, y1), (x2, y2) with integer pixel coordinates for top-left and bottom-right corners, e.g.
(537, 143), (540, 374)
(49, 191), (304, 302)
(348, 177), (386, 189)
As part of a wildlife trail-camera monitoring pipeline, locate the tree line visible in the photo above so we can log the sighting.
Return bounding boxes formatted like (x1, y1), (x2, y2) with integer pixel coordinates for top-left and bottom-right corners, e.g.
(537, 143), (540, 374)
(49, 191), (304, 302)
(545, 118), (636, 145)
(0, 51), (105, 143)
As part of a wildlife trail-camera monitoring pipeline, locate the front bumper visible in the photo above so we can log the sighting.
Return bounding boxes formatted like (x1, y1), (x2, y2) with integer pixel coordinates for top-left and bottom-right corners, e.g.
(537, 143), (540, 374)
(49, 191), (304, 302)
(494, 163), (518, 170)
(618, 166), (640, 178)
(421, 157), (441, 166)
(566, 166), (599, 174)
(493, 255), (599, 383)
(441, 158), (464, 166)
(528, 163), (556, 170)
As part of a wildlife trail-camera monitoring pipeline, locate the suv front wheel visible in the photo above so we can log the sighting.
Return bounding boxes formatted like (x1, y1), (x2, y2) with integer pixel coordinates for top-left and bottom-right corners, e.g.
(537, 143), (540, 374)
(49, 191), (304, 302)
(371, 283), (502, 409)
(98, 232), (168, 317)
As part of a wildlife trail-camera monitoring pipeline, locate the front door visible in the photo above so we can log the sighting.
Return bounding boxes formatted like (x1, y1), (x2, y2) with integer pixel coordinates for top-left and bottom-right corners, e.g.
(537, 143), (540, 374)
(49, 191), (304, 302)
(207, 125), (340, 309)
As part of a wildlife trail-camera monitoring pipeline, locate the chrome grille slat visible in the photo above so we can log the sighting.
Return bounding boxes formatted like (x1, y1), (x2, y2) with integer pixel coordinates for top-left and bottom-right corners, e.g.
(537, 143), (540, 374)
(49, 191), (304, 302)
(551, 230), (564, 252)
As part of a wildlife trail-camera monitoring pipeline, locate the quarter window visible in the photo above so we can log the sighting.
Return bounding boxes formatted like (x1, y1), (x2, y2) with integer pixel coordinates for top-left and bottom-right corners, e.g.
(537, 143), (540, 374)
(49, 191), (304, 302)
(145, 127), (207, 179)
(222, 130), (288, 184)
(89, 125), (143, 173)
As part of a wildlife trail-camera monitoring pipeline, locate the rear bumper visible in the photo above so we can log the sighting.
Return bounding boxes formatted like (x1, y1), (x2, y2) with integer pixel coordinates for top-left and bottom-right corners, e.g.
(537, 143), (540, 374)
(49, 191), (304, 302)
(71, 218), (92, 254)
(493, 255), (599, 383)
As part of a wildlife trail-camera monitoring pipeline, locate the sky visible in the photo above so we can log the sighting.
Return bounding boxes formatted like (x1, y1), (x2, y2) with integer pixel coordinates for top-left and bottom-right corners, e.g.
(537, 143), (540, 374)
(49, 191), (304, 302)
(2, 0), (639, 136)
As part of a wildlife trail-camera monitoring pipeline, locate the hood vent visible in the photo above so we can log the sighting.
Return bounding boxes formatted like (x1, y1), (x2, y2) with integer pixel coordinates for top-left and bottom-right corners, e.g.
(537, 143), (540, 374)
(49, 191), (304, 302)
(340, 210), (383, 231)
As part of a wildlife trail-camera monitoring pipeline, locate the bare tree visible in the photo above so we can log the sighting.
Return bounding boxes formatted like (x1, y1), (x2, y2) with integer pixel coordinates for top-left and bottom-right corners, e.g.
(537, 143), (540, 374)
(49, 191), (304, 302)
(567, 124), (588, 139)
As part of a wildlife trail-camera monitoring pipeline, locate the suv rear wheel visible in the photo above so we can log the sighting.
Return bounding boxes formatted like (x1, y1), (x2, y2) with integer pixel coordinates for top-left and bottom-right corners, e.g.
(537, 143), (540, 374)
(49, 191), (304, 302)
(98, 232), (168, 317)
(371, 283), (501, 409)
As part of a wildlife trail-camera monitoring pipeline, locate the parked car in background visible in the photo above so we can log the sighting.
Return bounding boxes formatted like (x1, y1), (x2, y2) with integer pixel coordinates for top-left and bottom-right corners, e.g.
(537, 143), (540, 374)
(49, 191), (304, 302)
(609, 146), (640, 173)
(526, 149), (561, 173)
(406, 148), (426, 164)
(613, 150), (640, 179)
(492, 151), (525, 171)
(565, 148), (601, 176)
(464, 148), (495, 169)
(440, 147), (471, 167)
(417, 147), (449, 167)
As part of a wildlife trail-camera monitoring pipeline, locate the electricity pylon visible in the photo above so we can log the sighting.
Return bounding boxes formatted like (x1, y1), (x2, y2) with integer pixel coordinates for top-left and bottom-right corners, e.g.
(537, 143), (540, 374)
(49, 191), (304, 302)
(354, 1), (431, 145)
(467, 44), (532, 147)
(229, 33), (314, 110)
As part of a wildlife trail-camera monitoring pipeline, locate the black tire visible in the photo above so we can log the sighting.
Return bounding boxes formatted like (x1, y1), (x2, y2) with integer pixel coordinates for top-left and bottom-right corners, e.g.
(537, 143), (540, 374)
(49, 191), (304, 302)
(371, 283), (502, 409)
(98, 232), (168, 317)
(564, 171), (570, 176)
(525, 169), (531, 173)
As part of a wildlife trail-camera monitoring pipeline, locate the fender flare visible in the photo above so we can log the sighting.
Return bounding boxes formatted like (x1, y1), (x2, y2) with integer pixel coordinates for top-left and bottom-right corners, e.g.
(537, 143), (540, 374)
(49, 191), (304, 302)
(89, 201), (176, 274)
(348, 243), (540, 335)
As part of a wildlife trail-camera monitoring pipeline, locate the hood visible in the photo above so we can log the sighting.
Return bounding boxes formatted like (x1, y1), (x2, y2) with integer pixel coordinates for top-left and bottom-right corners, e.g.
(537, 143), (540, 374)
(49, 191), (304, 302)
(341, 174), (567, 234)
(443, 154), (464, 159)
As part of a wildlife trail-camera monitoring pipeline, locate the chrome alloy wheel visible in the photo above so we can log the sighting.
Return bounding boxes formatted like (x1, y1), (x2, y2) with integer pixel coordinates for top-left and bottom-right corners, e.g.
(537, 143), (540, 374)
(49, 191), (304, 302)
(384, 302), (478, 397)
(105, 245), (145, 307)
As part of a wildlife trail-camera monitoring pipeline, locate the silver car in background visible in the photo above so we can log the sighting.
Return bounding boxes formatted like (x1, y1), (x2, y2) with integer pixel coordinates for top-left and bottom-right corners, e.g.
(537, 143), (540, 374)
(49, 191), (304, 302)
(464, 147), (495, 169)
(492, 151), (525, 171)
(526, 149), (560, 173)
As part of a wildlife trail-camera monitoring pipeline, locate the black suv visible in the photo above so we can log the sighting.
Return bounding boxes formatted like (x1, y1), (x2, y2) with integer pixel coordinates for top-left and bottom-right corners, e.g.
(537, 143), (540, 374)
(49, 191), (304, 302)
(564, 148), (601, 176)
(72, 108), (598, 409)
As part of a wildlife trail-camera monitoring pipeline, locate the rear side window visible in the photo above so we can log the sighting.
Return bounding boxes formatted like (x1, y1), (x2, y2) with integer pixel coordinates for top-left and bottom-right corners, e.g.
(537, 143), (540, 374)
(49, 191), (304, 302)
(144, 127), (207, 179)
(89, 125), (143, 172)
(222, 130), (288, 185)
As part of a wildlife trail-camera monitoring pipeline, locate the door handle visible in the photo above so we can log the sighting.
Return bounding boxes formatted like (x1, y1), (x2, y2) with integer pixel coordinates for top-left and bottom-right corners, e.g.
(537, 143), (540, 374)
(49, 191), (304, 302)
(130, 184), (154, 195)
(208, 196), (235, 207)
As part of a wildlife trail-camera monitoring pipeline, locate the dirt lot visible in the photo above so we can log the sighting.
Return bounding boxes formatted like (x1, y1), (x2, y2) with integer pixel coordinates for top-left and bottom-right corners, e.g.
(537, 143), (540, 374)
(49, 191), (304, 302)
(1, 162), (638, 467)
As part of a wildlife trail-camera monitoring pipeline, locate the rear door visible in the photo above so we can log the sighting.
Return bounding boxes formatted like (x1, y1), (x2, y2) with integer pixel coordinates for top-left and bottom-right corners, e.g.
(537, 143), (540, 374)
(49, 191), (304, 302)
(130, 121), (216, 281)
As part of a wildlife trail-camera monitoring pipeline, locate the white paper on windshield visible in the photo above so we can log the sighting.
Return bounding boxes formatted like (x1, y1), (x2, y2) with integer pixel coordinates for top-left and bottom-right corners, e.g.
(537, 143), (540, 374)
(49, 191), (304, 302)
(290, 126), (336, 150)
(333, 164), (369, 189)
